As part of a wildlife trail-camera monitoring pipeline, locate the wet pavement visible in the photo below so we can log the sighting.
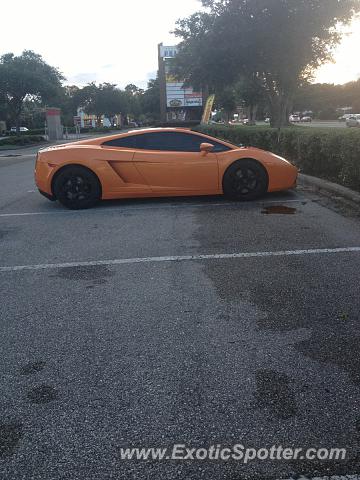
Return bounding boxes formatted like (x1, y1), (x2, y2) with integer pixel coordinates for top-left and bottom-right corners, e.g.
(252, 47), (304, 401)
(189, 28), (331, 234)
(0, 149), (359, 479)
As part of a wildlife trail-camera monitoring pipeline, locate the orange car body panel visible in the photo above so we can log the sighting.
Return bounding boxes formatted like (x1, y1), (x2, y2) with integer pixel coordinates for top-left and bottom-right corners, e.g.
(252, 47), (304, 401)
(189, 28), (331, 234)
(35, 128), (298, 200)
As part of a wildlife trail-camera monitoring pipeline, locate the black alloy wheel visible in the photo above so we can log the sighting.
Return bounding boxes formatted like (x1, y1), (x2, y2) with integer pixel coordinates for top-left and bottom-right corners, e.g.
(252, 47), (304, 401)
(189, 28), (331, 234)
(53, 166), (101, 209)
(222, 159), (268, 201)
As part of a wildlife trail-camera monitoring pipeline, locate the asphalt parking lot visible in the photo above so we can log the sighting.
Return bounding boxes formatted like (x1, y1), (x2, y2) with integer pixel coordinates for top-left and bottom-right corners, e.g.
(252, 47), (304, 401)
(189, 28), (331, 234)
(0, 147), (360, 480)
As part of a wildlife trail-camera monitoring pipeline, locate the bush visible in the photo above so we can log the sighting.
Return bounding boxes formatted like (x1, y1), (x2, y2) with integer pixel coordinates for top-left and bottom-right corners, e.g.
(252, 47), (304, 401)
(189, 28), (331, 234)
(63, 126), (120, 134)
(193, 125), (360, 192)
(7, 128), (45, 136)
(28, 128), (46, 135)
(0, 135), (46, 146)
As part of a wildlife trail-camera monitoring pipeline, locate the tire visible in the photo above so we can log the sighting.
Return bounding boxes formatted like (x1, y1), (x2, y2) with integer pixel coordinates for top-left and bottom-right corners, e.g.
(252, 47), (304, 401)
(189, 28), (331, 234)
(222, 159), (268, 201)
(53, 165), (101, 210)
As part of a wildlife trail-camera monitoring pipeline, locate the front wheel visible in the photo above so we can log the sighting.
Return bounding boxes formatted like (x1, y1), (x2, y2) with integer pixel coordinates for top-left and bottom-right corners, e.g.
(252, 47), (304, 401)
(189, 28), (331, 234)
(53, 166), (101, 210)
(222, 159), (268, 201)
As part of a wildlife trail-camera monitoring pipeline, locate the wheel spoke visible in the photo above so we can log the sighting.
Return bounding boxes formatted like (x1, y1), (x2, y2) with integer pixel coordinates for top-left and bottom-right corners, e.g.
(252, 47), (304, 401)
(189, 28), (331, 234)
(62, 175), (91, 201)
(231, 167), (259, 194)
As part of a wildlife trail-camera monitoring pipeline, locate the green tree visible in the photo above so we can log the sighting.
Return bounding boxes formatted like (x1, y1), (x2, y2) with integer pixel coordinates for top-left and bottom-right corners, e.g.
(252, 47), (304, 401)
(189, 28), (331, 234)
(97, 83), (129, 126)
(140, 78), (160, 123)
(293, 82), (340, 116)
(342, 79), (360, 112)
(0, 50), (64, 133)
(292, 80), (360, 118)
(174, 0), (360, 127)
(124, 84), (144, 96)
(80, 83), (129, 126)
(233, 74), (266, 122)
(0, 90), (9, 124)
(214, 86), (237, 122)
(124, 84), (144, 120)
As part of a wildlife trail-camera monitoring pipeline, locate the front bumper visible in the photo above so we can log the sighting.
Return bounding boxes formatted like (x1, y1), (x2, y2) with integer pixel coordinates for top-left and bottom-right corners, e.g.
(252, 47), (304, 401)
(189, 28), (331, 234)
(35, 155), (57, 197)
(38, 189), (56, 201)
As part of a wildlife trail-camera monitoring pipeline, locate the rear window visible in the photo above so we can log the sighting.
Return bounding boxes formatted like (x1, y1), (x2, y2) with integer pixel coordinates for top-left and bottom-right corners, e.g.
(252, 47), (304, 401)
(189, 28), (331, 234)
(102, 136), (136, 148)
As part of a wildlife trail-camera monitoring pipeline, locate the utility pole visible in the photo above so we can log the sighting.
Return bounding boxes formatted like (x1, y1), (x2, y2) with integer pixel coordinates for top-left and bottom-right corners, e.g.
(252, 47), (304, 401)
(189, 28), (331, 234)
(158, 43), (167, 123)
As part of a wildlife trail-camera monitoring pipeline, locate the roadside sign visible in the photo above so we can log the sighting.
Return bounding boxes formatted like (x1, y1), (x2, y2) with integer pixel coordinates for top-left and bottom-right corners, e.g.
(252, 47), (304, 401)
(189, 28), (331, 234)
(201, 94), (216, 124)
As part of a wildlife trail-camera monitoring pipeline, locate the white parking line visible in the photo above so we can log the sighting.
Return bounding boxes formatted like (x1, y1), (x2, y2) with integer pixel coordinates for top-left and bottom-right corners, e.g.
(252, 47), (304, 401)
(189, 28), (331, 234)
(1, 247), (359, 273)
(0, 199), (305, 218)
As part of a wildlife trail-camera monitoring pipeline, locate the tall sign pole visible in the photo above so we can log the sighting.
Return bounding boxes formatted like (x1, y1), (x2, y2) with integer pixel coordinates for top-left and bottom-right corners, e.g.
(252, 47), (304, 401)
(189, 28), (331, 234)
(158, 43), (167, 123)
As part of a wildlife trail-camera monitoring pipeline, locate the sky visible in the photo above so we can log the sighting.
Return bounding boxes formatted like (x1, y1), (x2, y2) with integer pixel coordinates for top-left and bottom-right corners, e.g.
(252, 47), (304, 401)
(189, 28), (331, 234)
(314, 17), (360, 84)
(1, 0), (359, 88)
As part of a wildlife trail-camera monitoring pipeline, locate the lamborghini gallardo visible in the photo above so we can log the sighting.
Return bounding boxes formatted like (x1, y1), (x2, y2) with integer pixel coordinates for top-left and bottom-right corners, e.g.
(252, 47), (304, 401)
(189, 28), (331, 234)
(35, 128), (298, 209)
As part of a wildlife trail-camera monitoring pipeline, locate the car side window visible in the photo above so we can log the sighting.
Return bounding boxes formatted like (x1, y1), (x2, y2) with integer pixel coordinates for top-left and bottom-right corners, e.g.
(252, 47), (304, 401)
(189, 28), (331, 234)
(133, 132), (231, 152)
(102, 136), (136, 148)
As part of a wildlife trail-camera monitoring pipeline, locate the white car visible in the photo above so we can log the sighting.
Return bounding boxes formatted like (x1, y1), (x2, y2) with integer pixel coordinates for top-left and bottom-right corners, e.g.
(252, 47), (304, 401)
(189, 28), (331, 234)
(289, 115), (300, 123)
(339, 114), (352, 122)
(346, 114), (360, 127)
(10, 126), (29, 133)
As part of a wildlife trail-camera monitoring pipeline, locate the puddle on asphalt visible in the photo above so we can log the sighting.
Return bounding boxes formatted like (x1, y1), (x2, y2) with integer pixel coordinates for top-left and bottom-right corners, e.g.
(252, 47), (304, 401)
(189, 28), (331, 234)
(20, 361), (46, 376)
(27, 385), (59, 404)
(0, 422), (23, 457)
(50, 264), (113, 281)
(262, 205), (297, 215)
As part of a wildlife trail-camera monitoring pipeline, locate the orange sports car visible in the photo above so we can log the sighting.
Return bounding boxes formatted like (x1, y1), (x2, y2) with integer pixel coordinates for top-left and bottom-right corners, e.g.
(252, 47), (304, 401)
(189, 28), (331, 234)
(35, 128), (298, 209)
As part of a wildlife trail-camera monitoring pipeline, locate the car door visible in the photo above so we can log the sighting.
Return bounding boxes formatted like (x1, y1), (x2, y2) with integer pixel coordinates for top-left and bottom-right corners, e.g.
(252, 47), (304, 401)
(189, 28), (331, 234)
(101, 134), (152, 194)
(132, 131), (220, 193)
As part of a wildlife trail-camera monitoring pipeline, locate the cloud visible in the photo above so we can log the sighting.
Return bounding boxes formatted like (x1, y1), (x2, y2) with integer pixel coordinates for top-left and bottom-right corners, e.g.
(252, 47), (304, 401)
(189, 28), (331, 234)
(67, 73), (98, 85)
(146, 70), (158, 80)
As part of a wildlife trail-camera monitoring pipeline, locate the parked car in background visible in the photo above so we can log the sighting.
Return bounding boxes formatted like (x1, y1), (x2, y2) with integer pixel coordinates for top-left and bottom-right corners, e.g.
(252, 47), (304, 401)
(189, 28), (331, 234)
(10, 126), (29, 133)
(210, 119), (226, 124)
(346, 114), (360, 127)
(300, 116), (312, 122)
(339, 114), (352, 122)
(289, 115), (300, 123)
(244, 119), (256, 126)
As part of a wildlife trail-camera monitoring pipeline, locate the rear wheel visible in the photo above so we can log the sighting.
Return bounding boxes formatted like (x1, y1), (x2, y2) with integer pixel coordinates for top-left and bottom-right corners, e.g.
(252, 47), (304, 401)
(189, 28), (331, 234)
(222, 159), (268, 201)
(53, 166), (101, 210)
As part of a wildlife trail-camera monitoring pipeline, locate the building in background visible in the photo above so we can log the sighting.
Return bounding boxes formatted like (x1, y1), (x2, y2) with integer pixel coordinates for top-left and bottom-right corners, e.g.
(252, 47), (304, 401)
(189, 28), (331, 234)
(158, 43), (205, 125)
(75, 108), (96, 129)
(75, 108), (122, 129)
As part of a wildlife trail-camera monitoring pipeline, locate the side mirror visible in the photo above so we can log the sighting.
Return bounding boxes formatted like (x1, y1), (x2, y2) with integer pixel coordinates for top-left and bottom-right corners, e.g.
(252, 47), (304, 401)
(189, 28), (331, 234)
(200, 142), (214, 154)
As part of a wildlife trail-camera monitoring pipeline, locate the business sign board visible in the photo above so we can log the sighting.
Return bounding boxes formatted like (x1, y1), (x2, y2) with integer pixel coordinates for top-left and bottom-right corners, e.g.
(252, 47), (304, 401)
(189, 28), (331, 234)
(166, 83), (202, 107)
(185, 93), (203, 107)
(164, 54), (202, 108)
(160, 45), (179, 58)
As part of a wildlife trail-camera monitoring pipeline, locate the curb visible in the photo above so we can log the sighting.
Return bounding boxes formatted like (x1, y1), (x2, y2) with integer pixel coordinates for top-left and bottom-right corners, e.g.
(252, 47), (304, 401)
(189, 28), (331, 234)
(0, 142), (48, 152)
(299, 173), (360, 203)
